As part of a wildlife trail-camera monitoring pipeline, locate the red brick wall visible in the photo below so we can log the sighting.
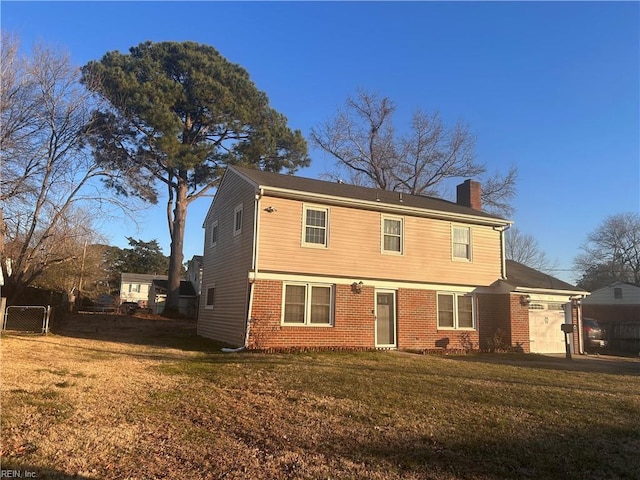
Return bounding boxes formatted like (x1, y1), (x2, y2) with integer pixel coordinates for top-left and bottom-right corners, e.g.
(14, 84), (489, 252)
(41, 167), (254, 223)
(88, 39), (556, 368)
(250, 281), (489, 351)
(476, 293), (530, 353)
(509, 294), (531, 353)
(248, 280), (375, 350)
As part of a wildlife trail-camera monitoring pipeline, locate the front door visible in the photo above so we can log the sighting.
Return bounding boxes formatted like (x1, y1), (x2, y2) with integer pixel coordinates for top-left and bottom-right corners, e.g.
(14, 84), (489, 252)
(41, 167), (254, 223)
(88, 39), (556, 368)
(376, 291), (397, 348)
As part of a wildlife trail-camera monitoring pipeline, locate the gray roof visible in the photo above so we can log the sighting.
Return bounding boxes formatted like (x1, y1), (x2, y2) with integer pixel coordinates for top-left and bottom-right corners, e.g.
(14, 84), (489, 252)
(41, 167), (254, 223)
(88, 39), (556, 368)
(152, 279), (197, 297)
(120, 273), (167, 284)
(505, 260), (583, 292)
(231, 166), (508, 223)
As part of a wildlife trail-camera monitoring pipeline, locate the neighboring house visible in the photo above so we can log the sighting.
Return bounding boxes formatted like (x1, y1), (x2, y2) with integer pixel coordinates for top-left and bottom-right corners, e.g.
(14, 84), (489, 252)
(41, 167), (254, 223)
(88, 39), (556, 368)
(119, 273), (168, 308)
(149, 279), (198, 317)
(186, 255), (203, 295)
(198, 166), (586, 353)
(582, 282), (640, 323)
(582, 282), (640, 355)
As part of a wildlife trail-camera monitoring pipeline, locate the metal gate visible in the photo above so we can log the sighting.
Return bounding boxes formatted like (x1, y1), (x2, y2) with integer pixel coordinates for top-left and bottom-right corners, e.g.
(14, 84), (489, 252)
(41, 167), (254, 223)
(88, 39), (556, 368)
(2, 306), (51, 334)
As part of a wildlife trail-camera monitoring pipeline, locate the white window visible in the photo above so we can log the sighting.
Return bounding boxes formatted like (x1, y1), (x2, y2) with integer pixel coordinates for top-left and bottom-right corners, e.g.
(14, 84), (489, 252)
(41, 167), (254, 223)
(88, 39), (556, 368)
(382, 215), (403, 254)
(302, 205), (328, 248)
(210, 220), (219, 247)
(452, 226), (472, 261)
(205, 285), (215, 310)
(282, 283), (333, 325)
(233, 204), (243, 236)
(128, 283), (141, 293)
(437, 293), (475, 329)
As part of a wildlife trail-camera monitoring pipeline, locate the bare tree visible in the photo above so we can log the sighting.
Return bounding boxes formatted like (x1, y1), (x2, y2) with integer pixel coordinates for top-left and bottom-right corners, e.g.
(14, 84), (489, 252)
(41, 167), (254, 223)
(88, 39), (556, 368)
(311, 89), (518, 217)
(505, 227), (557, 273)
(0, 34), (139, 302)
(574, 212), (640, 287)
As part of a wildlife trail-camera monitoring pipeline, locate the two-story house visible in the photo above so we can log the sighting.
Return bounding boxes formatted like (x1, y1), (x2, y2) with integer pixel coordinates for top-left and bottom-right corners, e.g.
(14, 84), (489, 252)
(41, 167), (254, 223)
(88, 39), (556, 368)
(198, 166), (584, 352)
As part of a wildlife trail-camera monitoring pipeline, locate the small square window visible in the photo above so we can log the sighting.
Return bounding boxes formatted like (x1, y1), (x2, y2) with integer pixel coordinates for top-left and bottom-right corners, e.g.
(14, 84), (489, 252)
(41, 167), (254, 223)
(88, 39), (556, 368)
(205, 286), (215, 310)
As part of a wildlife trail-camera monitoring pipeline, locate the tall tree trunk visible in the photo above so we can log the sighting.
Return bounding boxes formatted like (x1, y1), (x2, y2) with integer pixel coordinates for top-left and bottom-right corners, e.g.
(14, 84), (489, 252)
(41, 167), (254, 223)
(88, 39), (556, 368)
(166, 180), (187, 314)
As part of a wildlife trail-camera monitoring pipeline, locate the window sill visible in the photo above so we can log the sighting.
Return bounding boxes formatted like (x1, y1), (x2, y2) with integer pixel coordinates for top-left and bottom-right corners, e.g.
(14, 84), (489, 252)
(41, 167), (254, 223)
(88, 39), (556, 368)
(281, 323), (333, 327)
(437, 327), (476, 331)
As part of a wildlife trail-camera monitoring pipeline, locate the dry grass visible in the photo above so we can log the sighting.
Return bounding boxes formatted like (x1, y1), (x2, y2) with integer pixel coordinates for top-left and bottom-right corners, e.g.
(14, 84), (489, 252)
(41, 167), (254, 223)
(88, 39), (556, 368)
(1, 314), (639, 479)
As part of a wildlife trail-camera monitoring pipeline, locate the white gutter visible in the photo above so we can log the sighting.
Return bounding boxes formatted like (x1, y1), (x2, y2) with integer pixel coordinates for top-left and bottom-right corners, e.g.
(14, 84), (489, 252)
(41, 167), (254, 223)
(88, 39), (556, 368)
(513, 286), (590, 297)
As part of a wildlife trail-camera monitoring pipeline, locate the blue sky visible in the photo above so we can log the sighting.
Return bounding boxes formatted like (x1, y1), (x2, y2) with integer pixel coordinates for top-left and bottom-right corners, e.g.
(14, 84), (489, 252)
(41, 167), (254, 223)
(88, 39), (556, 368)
(3, 1), (639, 283)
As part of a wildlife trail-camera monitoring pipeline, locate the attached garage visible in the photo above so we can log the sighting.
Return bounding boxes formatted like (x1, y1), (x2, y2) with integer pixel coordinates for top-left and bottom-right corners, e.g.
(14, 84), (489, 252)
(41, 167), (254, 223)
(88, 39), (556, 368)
(528, 302), (570, 354)
(494, 260), (589, 354)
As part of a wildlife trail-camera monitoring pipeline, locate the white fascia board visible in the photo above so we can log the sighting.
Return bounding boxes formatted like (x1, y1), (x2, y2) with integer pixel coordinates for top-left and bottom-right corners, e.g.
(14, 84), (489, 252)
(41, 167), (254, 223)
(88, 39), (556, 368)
(513, 286), (589, 297)
(251, 270), (496, 294)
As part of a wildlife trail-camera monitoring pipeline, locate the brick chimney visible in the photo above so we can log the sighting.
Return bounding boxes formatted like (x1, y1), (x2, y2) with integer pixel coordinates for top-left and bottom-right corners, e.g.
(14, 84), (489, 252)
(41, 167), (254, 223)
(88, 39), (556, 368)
(456, 179), (482, 210)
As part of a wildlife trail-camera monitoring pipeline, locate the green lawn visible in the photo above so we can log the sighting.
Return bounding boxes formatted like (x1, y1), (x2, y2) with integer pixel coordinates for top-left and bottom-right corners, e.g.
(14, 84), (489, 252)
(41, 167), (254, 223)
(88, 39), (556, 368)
(1, 315), (639, 479)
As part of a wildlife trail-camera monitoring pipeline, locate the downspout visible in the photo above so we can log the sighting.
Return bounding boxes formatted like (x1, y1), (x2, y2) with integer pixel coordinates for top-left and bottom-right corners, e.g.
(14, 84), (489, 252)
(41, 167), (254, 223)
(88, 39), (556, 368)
(494, 224), (511, 279)
(222, 188), (262, 353)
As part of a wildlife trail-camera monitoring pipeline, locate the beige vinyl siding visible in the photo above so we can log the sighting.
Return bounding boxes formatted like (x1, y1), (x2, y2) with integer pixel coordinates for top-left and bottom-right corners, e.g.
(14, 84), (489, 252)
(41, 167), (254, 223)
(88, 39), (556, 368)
(258, 196), (502, 286)
(198, 170), (256, 346)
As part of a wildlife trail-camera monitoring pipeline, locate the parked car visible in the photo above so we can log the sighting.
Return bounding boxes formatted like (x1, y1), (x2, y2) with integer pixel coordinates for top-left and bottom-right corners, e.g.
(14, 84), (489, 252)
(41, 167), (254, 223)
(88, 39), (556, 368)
(583, 318), (607, 353)
(120, 302), (139, 315)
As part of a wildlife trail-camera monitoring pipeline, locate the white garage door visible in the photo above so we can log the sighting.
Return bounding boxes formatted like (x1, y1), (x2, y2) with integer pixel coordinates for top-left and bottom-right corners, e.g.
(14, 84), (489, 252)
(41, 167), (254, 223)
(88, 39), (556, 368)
(529, 303), (567, 354)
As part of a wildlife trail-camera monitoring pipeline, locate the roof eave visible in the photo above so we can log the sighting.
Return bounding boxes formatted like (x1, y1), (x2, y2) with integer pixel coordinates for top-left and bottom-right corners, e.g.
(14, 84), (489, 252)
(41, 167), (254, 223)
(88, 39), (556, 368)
(513, 286), (589, 297)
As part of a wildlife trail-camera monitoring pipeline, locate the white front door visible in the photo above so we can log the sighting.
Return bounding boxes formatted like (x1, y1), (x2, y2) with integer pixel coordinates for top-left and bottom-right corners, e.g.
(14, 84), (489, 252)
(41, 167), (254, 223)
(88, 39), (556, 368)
(375, 290), (397, 348)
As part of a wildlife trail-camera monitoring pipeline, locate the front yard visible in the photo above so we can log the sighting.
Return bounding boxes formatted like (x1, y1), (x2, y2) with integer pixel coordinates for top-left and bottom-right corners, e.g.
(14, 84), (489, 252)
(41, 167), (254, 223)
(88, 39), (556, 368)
(1, 314), (639, 479)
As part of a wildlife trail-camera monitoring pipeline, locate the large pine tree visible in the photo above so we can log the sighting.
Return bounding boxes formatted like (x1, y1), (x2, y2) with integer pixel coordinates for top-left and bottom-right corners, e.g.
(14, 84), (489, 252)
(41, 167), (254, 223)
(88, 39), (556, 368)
(82, 41), (309, 313)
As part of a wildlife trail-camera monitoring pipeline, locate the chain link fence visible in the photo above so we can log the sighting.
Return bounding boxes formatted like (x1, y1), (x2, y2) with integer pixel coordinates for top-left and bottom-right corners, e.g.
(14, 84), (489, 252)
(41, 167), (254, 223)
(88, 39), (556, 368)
(2, 306), (51, 334)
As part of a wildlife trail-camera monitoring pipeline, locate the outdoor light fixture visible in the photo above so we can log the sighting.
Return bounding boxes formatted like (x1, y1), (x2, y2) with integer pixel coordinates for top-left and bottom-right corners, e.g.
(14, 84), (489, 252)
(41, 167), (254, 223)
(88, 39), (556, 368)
(351, 281), (364, 293)
(520, 294), (531, 306)
(264, 206), (277, 213)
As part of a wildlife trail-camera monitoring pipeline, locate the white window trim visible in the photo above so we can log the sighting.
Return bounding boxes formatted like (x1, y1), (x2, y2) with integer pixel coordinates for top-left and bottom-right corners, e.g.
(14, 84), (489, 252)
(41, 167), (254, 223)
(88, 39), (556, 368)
(281, 282), (334, 326)
(210, 220), (219, 247)
(437, 292), (476, 330)
(233, 204), (243, 236)
(451, 225), (473, 262)
(204, 284), (215, 310)
(301, 204), (329, 249)
(381, 214), (404, 255)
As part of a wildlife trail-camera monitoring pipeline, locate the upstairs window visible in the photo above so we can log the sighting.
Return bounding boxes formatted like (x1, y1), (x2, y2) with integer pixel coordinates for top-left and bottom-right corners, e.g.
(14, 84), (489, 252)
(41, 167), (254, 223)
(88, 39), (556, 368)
(614, 287), (623, 299)
(452, 226), (472, 261)
(128, 284), (141, 293)
(303, 205), (328, 248)
(382, 216), (403, 254)
(233, 204), (243, 236)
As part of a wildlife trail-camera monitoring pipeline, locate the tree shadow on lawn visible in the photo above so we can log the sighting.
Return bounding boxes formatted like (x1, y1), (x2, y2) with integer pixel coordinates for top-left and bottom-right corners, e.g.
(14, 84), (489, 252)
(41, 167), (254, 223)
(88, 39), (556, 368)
(321, 423), (639, 480)
(439, 352), (640, 377)
(50, 312), (229, 354)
